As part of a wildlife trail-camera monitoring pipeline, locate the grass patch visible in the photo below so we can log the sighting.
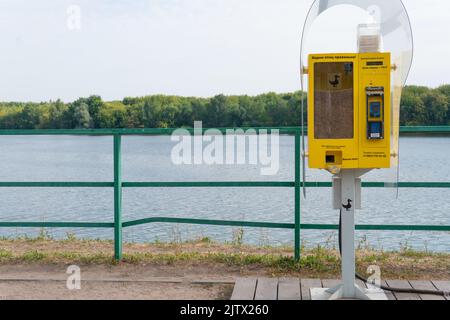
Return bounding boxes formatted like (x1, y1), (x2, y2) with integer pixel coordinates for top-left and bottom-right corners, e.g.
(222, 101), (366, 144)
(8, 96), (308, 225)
(0, 238), (448, 279)
(21, 250), (48, 262)
(0, 249), (13, 261)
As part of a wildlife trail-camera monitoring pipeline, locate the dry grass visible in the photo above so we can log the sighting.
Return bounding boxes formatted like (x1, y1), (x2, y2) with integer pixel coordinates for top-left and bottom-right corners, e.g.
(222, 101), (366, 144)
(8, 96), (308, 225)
(0, 237), (448, 280)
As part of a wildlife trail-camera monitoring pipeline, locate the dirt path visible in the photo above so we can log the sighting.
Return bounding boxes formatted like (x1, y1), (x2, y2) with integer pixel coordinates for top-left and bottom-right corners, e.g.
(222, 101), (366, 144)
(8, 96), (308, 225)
(0, 264), (236, 300)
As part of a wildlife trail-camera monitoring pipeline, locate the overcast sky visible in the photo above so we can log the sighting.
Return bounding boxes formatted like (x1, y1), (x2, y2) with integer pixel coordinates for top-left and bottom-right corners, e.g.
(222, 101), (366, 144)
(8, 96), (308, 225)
(0, 0), (448, 102)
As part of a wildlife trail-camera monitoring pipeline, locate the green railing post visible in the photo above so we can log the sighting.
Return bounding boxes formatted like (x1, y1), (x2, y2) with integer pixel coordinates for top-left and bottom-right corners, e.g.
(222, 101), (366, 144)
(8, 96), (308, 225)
(294, 130), (301, 261)
(113, 134), (123, 260)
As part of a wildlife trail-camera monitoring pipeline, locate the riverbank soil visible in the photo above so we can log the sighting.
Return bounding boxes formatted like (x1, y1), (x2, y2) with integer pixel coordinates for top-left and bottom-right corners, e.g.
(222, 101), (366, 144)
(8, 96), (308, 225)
(0, 263), (234, 300)
(0, 239), (448, 299)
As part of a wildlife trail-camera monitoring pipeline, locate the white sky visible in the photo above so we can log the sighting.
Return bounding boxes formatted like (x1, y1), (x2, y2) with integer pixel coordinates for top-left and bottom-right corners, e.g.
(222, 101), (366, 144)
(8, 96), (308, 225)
(0, 0), (448, 102)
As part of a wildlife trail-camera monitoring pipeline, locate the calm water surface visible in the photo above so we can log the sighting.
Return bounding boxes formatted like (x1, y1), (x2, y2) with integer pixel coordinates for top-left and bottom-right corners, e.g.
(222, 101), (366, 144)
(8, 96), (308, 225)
(0, 135), (449, 252)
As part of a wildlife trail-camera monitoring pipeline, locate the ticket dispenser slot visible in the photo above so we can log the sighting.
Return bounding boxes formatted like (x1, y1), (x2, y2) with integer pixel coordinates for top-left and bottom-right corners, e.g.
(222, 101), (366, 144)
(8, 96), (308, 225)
(366, 87), (384, 140)
(325, 151), (342, 165)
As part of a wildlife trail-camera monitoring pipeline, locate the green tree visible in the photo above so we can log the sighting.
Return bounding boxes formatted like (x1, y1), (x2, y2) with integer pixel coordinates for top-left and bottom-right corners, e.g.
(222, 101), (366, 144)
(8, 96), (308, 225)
(45, 99), (67, 128)
(86, 95), (104, 127)
(72, 103), (91, 128)
(0, 86), (449, 129)
(400, 89), (427, 125)
(437, 85), (450, 124)
(18, 104), (40, 129)
(175, 103), (193, 127)
(422, 90), (449, 125)
(205, 94), (227, 127)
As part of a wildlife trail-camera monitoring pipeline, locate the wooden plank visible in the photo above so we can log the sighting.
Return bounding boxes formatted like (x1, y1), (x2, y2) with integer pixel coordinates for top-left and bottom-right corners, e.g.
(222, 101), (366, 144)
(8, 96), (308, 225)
(385, 280), (420, 300)
(300, 279), (322, 300)
(380, 281), (396, 300)
(254, 277), (278, 300)
(231, 277), (257, 300)
(278, 278), (300, 300)
(409, 280), (445, 300)
(431, 281), (450, 300)
(321, 279), (341, 289)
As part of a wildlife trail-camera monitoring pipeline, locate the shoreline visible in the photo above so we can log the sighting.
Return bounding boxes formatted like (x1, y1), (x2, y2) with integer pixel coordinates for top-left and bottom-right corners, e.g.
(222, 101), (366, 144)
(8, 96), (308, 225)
(0, 238), (448, 280)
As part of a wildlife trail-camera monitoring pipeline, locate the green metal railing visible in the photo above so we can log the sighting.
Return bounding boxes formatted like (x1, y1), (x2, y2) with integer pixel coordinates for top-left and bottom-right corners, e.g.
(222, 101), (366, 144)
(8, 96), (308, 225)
(0, 126), (449, 261)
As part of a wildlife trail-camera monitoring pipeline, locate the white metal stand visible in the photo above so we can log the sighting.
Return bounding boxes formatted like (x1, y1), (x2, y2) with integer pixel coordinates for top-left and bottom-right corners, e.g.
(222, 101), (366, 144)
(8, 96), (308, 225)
(310, 169), (387, 300)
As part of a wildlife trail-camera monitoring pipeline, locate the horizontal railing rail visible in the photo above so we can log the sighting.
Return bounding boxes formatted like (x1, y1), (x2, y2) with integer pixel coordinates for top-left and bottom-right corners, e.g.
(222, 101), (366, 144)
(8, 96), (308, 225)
(0, 126), (450, 135)
(0, 126), (449, 261)
(1, 181), (449, 188)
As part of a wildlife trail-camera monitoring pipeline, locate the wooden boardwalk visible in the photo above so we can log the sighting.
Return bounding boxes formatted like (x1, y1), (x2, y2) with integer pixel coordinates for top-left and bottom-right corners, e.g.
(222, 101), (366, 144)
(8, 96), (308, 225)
(231, 277), (450, 300)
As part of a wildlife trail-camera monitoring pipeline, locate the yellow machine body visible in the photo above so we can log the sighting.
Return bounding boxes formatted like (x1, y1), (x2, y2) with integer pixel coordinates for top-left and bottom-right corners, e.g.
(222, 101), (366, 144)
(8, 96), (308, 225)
(307, 52), (391, 170)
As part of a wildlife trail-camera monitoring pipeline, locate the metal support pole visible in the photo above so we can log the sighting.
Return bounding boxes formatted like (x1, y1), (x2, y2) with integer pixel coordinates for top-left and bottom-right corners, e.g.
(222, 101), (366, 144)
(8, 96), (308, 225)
(340, 169), (357, 297)
(294, 131), (301, 261)
(311, 169), (386, 300)
(113, 134), (122, 260)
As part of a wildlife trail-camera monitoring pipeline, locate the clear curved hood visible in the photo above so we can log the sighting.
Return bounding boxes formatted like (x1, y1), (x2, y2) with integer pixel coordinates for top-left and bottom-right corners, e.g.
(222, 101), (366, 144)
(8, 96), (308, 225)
(301, 0), (413, 85)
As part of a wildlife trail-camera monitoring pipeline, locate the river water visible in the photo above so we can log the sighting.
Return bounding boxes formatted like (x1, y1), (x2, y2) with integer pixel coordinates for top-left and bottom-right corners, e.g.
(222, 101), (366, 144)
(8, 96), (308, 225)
(0, 135), (449, 252)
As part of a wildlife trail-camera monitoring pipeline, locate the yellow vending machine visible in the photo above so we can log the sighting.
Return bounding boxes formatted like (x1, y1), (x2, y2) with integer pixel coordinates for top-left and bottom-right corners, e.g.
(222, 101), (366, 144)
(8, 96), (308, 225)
(307, 52), (391, 172)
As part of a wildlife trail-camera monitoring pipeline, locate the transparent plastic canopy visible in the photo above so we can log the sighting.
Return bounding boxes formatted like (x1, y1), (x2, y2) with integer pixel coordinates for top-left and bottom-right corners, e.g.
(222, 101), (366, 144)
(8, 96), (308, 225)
(301, 0), (413, 85)
(300, 0), (413, 195)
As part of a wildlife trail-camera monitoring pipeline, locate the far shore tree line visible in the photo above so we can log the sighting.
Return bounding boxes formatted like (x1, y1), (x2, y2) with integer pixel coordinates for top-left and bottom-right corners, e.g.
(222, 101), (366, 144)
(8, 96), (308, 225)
(0, 85), (449, 129)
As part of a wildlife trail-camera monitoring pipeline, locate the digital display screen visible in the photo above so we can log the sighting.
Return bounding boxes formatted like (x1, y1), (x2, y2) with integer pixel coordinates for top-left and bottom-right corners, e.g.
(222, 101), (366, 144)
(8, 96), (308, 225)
(369, 102), (381, 118)
(367, 61), (383, 66)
